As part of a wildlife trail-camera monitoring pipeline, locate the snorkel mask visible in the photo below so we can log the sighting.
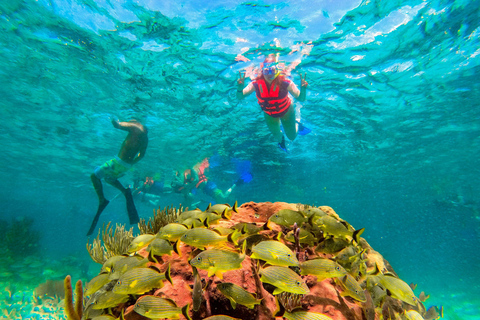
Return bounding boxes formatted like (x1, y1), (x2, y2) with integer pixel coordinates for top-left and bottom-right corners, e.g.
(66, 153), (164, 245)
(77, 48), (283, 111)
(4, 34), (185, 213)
(262, 62), (279, 80)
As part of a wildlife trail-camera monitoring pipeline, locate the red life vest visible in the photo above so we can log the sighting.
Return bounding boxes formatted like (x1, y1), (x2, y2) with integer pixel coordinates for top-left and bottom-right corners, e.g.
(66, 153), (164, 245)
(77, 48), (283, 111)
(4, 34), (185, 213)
(253, 77), (292, 118)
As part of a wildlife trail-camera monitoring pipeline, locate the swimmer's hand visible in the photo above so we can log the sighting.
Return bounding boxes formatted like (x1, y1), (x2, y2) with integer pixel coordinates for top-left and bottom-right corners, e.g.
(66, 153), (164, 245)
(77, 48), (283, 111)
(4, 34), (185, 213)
(300, 73), (308, 88)
(110, 115), (120, 127)
(237, 71), (246, 87)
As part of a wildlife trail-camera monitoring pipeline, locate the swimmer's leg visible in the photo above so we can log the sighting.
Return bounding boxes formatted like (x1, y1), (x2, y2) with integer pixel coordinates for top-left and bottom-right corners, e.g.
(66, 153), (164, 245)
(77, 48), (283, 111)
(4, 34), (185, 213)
(280, 107), (298, 141)
(108, 179), (139, 225)
(88, 174), (110, 236)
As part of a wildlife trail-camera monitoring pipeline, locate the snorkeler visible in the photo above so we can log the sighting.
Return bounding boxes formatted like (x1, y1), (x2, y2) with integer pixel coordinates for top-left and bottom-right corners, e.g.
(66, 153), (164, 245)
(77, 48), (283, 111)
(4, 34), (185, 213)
(87, 118), (148, 236)
(171, 158), (238, 207)
(236, 53), (308, 152)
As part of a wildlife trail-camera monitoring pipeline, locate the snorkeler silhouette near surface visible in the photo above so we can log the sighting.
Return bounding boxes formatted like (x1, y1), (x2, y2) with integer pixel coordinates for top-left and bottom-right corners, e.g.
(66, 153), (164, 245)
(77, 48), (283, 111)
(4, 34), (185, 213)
(87, 118), (148, 236)
(236, 53), (309, 152)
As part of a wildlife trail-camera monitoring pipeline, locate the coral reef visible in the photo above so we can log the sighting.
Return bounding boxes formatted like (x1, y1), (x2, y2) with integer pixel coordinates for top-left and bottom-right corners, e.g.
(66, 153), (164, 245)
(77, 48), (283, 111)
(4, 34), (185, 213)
(75, 201), (443, 320)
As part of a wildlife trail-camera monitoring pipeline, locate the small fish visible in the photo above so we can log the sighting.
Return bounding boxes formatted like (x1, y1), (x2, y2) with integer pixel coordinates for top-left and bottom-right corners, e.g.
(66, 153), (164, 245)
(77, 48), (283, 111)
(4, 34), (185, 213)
(315, 236), (349, 254)
(206, 201), (238, 215)
(176, 208), (203, 222)
(85, 273), (112, 296)
(180, 227), (232, 249)
(100, 255), (125, 274)
(157, 223), (188, 242)
(192, 267), (203, 311)
(233, 222), (263, 235)
(299, 258), (347, 281)
(91, 315), (117, 320)
(315, 216), (364, 242)
(112, 267), (166, 295)
(336, 274), (366, 302)
(284, 310), (333, 320)
(203, 316), (241, 320)
(127, 234), (155, 253)
(302, 207), (328, 219)
(91, 291), (129, 309)
(406, 310), (425, 320)
(259, 265), (309, 295)
(285, 228), (317, 246)
(181, 217), (206, 228)
(419, 291), (430, 302)
(108, 255), (149, 280)
(189, 249), (245, 279)
(409, 283), (417, 290)
(424, 305), (443, 320)
(216, 282), (262, 309)
(133, 295), (190, 320)
(377, 274), (417, 306)
(269, 209), (307, 227)
(251, 240), (299, 267)
(147, 238), (174, 260)
(197, 211), (223, 225)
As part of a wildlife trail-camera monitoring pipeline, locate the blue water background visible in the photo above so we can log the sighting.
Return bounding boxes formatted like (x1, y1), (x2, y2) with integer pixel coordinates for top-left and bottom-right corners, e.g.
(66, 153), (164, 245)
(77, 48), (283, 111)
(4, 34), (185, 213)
(1, 0), (479, 319)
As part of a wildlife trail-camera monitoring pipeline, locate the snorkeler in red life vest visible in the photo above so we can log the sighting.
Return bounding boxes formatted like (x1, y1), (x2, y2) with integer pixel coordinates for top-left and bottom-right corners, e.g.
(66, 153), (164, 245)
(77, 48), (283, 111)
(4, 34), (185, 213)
(170, 158), (235, 207)
(236, 53), (309, 152)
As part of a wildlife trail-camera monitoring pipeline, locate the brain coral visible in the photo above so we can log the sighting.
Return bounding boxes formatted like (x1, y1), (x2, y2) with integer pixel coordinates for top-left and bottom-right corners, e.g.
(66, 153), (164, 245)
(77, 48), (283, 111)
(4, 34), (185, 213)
(69, 201), (442, 320)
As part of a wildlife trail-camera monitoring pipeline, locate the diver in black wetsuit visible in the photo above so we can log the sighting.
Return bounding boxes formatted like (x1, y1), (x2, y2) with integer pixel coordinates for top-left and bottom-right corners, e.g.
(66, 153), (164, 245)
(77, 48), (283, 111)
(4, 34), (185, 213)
(87, 118), (148, 236)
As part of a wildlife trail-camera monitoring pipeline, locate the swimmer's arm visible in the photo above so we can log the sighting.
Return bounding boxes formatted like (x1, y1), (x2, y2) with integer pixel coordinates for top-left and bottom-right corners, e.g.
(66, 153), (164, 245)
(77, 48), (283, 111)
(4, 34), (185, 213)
(237, 82), (255, 100)
(287, 81), (306, 102)
(112, 119), (136, 131)
(132, 140), (148, 164)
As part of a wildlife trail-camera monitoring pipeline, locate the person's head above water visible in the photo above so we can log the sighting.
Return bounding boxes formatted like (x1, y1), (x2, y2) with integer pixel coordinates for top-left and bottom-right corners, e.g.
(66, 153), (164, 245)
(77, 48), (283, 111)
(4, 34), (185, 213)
(262, 53), (280, 82)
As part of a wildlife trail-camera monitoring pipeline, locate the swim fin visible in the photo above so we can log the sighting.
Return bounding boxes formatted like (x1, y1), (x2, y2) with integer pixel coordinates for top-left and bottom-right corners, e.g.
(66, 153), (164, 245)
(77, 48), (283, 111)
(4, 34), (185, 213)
(297, 121), (311, 136)
(125, 188), (139, 225)
(87, 200), (110, 236)
(278, 136), (289, 153)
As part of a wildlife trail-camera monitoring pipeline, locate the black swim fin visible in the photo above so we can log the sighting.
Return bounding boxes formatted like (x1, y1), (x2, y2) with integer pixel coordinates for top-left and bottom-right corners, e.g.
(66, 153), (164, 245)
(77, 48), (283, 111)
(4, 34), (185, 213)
(87, 200), (109, 236)
(125, 188), (139, 225)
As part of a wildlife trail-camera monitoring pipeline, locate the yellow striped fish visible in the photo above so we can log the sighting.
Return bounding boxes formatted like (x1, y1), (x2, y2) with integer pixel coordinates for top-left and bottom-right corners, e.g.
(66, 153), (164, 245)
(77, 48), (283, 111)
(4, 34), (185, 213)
(91, 315), (117, 320)
(299, 258), (347, 281)
(259, 266), (309, 295)
(189, 249), (245, 279)
(251, 240), (299, 267)
(91, 291), (129, 309)
(192, 266), (203, 311)
(216, 282), (262, 309)
(133, 295), (190, 320)
(284, 310), (333, 320)
(127, 234), (155, 253)
(269, 209), (308, 227)
(336, 274), (366, 302)
(112, 267), (166, 295)
(85, 273), (111, 296)
(147, 238), (173, 258)
(176, 208), (203, 222)
(203, 316), (241, 320)
(157, 223), (188, 241)
(108, 255), (149, 280)
(206, 201), (238, 215)
(180, 227), (231, 249)
(406, 310), (425, 320)
(378, 274), (417, 306)
(100, 255), (124, 274)
(302, 207), (328, 219)
(285, 228), (317, 246)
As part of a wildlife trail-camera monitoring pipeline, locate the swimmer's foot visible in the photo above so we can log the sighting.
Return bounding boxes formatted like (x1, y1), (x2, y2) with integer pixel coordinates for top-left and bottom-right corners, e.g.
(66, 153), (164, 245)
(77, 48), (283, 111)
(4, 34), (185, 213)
(125, 188), (139, 225)
(297, 121), (311, 136)
(87, 199), (110, 236)
(278, 136), (289, 153)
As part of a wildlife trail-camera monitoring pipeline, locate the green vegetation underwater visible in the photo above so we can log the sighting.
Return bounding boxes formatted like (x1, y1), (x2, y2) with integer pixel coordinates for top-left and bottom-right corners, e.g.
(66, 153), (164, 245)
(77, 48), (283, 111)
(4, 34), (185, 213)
(0, 0), (479, 319)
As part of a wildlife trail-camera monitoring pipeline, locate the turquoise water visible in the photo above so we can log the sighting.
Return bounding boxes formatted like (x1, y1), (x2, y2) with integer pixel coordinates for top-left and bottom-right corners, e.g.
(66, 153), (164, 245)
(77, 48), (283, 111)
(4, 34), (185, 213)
(1, 0), (479, 319)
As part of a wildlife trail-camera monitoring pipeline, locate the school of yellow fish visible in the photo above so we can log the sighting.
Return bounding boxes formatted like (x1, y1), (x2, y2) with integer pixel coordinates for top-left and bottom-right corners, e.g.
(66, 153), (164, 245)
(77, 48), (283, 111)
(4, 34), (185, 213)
(82, 202), (443, 320)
